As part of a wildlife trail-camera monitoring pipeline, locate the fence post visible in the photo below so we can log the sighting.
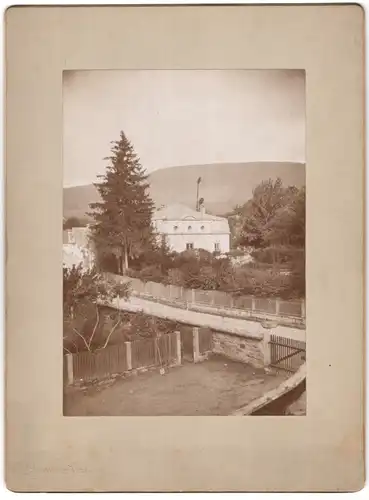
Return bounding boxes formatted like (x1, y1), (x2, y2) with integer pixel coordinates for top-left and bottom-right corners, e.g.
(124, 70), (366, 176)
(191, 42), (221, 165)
(168, 333), (172, 363)
(193, 327), (200, 362)
(169, 284), (172, 299)
(125, 341), (132, 370)
(66, 353), (74, 385)
(154, 337), (158, 364)
(262, 330), (271, 368)
(251, 296), (256, 313)
(275, 298), (280, 316)
(301, 299), (306, 318)
(191, 289), (195, 304)
(175, 331), (181, 365)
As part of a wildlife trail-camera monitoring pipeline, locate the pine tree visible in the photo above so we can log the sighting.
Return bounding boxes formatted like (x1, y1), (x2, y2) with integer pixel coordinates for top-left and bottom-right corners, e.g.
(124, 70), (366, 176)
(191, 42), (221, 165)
(88, 131), (155, 274)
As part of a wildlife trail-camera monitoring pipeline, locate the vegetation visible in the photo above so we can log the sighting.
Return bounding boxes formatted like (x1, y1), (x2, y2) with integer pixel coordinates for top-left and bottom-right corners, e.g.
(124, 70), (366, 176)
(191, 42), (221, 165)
(121, 177), (305, 299)
(228, 178), (305, 298)
(88, 131), (155, 274)
(93, 178), (305, 299)
(63, 128), (306, 358)
(63, 216), (88, 230)
(63, 263), (130, 353)
(64, 306), (180, 355)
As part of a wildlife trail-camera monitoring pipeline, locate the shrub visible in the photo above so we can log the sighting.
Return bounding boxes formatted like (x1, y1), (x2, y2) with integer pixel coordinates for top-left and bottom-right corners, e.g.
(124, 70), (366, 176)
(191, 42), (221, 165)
(227, 248), (246, 257)
(167, 268), (185, 286)
(229, 266), (296, 299)
(125, 311), (180, 340)
(99, 241), (304, 300)
(135, 264), (165, 283)
(289, 250), (305, 298)
(196, 266), (218, 290)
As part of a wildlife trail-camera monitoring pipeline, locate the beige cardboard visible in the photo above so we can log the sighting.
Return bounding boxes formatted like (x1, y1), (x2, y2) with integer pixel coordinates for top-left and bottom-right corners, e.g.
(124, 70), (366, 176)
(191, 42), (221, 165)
(5, 5), (365, 492)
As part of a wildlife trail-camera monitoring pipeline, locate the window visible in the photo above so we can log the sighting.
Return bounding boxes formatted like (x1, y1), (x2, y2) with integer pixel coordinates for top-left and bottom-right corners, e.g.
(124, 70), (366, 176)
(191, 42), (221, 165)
(186, 243), (194, 250)
(201, 225), (205, 231)
(173, 225), (178, 231)
(68, 230), (75, 244)
(214, 242), (220, 252)
(188, 225), (192, 230)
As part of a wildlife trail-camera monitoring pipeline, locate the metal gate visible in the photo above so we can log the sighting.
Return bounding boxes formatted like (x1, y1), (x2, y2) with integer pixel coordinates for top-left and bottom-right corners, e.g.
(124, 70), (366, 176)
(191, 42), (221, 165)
(270, 334), (306, 373)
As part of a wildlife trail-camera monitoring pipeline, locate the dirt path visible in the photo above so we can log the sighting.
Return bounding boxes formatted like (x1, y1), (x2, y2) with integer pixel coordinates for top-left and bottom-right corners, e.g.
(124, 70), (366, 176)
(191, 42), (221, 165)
(64, 355), (289, 416)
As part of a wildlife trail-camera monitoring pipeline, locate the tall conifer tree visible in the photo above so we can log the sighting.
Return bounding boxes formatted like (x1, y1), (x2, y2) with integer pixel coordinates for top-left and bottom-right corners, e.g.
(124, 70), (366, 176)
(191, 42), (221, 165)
(89, 131), (155, 274)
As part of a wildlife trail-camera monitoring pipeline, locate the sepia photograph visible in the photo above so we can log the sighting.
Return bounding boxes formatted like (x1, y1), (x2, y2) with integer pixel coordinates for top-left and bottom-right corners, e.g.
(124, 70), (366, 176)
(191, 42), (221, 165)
(63, 69), (306, 417)
(6, 4), (364, 491)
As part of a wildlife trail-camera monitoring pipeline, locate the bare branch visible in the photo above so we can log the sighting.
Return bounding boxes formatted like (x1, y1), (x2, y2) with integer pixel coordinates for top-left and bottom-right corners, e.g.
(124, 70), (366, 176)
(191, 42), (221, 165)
(69, 337), (79, 353)
(72, 328), (91, 352)
(99, 318), (121, 350)
(88, 304), (100, 349)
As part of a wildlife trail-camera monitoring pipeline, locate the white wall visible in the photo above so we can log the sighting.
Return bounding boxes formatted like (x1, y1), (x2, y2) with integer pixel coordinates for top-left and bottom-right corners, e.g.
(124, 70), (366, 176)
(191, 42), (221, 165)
(63, 226), (95, 270)
(68, 227), (92, 249)
(166, 232), (230, 253)
(153, 219), (230, 253)
(63, 244), (90, 270)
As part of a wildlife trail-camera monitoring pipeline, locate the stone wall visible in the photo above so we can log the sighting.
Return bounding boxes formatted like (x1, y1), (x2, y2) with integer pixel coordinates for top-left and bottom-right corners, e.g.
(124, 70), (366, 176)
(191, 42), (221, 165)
(212, 331), (264, 368)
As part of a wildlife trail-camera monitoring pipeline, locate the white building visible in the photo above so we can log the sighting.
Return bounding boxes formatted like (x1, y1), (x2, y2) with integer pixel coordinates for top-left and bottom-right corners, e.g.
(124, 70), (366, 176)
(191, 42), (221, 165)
(152, 203), (230, 254)
(63, 226), (95, 271)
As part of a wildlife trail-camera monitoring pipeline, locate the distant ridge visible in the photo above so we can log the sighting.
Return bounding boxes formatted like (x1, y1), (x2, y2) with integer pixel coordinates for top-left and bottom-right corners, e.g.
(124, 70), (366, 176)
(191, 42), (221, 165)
(63, 161), (305, 219)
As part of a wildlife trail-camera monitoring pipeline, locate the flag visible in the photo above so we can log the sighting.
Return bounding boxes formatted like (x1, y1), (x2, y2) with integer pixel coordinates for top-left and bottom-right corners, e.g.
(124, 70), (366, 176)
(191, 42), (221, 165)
(197, 176), (202, 185)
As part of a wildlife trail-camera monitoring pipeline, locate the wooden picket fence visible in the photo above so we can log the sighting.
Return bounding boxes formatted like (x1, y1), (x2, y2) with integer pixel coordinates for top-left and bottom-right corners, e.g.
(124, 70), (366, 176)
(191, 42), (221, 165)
(65, 331), (180, 384)
(131, 334), (178, 370)
(72, 343), (128, 382)
(64, 327), (218, 385)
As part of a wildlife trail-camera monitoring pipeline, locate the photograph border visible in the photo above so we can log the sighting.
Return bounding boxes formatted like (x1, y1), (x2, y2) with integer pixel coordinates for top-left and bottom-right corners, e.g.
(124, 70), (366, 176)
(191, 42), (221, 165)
(5, 5), (364, 491)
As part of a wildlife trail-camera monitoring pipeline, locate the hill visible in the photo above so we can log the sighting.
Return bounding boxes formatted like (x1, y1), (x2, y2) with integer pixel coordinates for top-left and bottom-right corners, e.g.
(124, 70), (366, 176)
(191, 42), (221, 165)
(63, 162), (305, 219)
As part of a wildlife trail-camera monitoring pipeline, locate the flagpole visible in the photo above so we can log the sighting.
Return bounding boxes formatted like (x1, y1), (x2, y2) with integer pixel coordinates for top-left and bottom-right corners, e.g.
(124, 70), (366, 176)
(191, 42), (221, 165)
(196, 177), (201, 211)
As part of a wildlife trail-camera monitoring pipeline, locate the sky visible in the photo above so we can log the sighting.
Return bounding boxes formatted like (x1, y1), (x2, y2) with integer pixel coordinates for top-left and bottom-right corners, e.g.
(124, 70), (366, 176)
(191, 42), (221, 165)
(63, 70), (305, 187)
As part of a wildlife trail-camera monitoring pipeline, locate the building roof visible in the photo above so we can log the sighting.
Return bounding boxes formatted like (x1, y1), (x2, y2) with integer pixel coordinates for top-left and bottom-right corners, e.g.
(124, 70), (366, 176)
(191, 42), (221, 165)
(153, 203), (225, 222)
(153, 203), (230, 234)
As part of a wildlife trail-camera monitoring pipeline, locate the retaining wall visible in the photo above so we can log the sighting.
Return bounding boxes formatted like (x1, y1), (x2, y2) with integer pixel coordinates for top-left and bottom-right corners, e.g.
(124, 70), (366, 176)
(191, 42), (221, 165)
(212, 331), (265, 368)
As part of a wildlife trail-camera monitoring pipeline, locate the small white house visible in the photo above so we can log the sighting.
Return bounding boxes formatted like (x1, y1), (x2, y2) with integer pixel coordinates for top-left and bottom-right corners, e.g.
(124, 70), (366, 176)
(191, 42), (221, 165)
(63, 226), (95, 271)
(152, 203), (230, 254)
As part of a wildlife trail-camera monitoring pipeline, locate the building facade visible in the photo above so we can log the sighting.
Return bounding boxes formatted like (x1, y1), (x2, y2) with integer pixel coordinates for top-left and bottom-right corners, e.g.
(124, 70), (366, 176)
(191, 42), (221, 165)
(63, 226), (95, 270)
(152, 203), (230, 254)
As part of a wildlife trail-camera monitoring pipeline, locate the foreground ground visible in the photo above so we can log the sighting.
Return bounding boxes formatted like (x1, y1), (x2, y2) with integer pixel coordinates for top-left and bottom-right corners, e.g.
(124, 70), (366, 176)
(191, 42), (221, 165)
(64, 355), (289, 416)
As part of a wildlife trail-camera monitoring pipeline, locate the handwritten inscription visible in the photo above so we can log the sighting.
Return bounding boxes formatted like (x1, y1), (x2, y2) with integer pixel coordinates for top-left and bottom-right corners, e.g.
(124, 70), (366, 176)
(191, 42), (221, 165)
(11, 462), (88, 475)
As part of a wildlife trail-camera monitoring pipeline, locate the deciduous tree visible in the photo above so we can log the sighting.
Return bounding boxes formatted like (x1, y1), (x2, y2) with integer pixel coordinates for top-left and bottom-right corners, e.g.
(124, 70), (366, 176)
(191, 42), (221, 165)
(63, 264), (130, 353)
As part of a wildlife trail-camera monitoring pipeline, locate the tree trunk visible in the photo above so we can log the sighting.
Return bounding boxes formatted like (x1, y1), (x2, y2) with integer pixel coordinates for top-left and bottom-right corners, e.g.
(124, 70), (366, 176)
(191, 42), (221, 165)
(123, 247), (129, 274)
(116, 255), (122, 275)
